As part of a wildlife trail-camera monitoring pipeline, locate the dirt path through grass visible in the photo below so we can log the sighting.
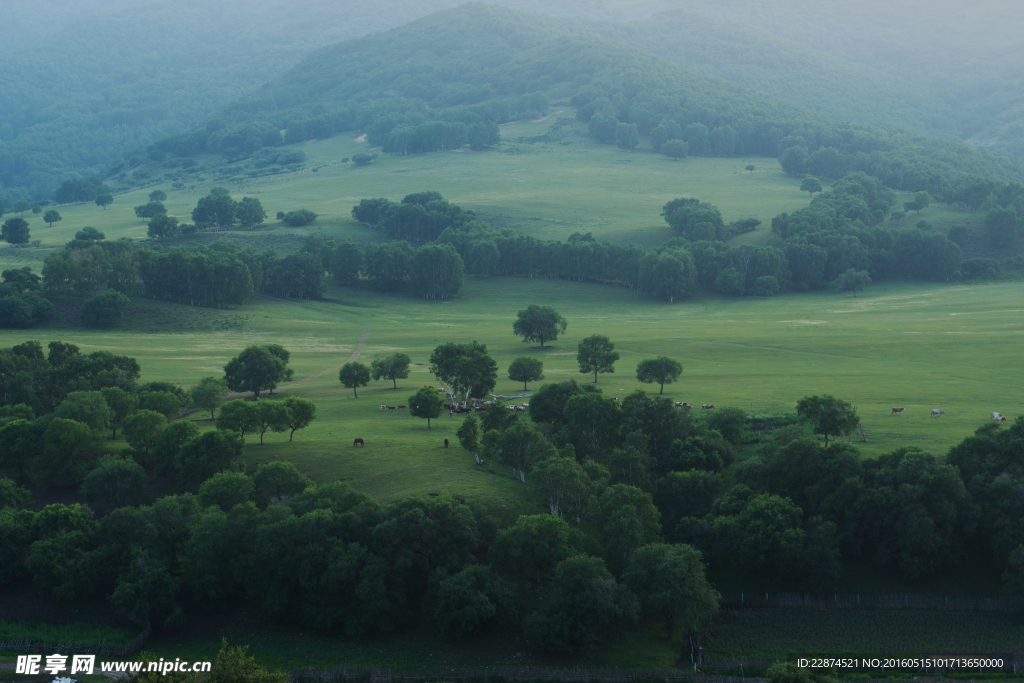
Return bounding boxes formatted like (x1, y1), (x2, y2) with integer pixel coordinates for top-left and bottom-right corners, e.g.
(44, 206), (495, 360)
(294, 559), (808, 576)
(255, 295), (371, 384)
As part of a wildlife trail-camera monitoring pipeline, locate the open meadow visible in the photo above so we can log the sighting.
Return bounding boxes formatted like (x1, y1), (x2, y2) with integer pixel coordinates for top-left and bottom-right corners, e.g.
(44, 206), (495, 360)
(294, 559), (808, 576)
(5, 275), (1022, 506)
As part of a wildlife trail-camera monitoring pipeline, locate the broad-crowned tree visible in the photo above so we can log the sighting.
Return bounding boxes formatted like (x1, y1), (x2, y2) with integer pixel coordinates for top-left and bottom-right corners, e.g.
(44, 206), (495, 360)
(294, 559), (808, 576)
(508, 356), (544, 391)
(189, 377), (230, 420)
(101, 387), (139, 439)
(338, 362), (370, 398)
(512, 305), (567, 349)
(635, 356), (682, 394)
(122, 410), (167, 458)
(796, 394), (860, 446)
(430, 341), (498, 406)
(80, 455), (148, 513)
(370, 352), (411, 389)
(409, 386), (444, 429)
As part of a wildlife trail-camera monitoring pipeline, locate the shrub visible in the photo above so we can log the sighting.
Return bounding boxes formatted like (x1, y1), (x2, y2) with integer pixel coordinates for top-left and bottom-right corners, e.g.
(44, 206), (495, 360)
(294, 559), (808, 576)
(280, 209), (317, 227)
(80, 290), (130, 327)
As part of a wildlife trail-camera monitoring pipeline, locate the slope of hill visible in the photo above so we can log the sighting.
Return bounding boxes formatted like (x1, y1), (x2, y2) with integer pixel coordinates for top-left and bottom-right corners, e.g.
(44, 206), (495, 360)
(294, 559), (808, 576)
(132, 3), (1024, 203)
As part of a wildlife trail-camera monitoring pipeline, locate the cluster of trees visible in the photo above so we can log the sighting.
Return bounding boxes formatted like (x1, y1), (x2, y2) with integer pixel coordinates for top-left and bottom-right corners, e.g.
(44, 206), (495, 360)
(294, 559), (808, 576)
(381, 120), (500, 155)
(0, 341), (309, 492)
(38, 235), (340, 313)
(0, 267), (54, 328)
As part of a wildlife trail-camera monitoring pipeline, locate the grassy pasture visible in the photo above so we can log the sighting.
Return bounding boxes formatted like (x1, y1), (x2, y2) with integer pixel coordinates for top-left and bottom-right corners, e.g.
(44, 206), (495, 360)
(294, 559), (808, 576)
(5, 275), (1023, 508)
(0, 114), (823, 275)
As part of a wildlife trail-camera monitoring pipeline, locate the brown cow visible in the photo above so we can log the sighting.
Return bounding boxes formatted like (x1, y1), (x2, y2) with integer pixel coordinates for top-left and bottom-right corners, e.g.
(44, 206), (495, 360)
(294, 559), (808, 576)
(444, 438), (449, 448)
(702, 404), (716, 410)
(353, 438), (365, 447)
(397, 405), (406, 410)
(892, 407), (904, 415)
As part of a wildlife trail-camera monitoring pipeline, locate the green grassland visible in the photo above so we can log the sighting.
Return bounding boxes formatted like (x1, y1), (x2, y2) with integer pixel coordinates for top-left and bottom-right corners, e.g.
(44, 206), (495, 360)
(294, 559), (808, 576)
(1, 114), (826, 273)
(5, 275), (1023, 506)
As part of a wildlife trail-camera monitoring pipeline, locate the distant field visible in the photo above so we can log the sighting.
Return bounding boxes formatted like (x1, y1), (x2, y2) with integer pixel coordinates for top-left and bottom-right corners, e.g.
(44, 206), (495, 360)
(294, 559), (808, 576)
(4, 275), (1023, 507)
(0, 114), (822, 273)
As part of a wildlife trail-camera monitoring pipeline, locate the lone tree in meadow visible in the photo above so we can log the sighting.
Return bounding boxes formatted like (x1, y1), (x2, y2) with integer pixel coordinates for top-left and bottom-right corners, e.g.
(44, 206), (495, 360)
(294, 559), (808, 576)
(409, 386), (444, 429)
(635, 356), (682, 394)
(513, 304), (568, 349)
(833, 268), (872, 297)
(95, 193), (113, 209)
(508, 357), (544, 391)
(577, 335), (619, 383)
(43, 210), (62, 227)
(339, 362), (371, 398)
(148, 190), (167, 202)
(796, 394), (860, 446)
(745, 164), (755, 173)
(800, 177), (823, 196)
(371, 352), (411, 389)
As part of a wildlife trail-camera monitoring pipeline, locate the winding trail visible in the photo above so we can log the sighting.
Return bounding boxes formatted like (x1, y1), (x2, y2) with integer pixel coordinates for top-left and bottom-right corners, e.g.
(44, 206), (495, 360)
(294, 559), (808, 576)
(256, 295), (372, 384)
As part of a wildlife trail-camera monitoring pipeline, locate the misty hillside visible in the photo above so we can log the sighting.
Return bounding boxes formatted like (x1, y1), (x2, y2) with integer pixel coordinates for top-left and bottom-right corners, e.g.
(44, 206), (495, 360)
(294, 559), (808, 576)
(3, 0), (1024, 203)
(132, 3), (1023, 208)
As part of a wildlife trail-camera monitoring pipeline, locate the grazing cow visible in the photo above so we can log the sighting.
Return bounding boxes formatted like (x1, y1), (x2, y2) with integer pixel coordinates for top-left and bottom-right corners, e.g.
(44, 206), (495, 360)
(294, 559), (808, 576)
(675, 402), (684, 407)
(380, 405), (387, 411)
(397, 405), (406, 410)
(444, 438), (449, 448)
(353, 438), (365, 447)
(992, 412), (1006, 422)
(931, 409), (945, 416)
(892, 407), (904, 415)
(521, 403), (529, 408)
(682, 402), (692, 410)
(386, 406), (396, 412)
(476, 405), (489, 412)
(702, 404), (716, 410)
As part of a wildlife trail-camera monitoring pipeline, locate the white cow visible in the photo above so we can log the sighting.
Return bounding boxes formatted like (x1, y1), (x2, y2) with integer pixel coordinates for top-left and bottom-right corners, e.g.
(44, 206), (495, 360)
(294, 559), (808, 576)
(931, 409), (945, 416)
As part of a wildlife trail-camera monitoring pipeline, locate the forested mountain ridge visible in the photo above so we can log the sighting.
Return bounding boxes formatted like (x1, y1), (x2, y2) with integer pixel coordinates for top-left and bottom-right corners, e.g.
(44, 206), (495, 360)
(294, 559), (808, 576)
(136, 2), (1024, 203)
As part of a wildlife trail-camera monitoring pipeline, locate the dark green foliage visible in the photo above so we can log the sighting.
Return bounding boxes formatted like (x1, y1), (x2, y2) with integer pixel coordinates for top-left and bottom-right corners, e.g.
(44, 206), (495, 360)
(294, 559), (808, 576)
(600, 484), (662, 574)
(796, 394), (860, 446)
(177, 430), (244, 485)
(833, 268), (871, 297)
(339, 362), (371, 398)
(197, 472), (255, 511)
(429, 341), (498, 405)
(25, 504), (97, 601)
(216, 400), (259, 438)
(800, 177), (823, 195)
(704, 406), (747, 444)
(508, 356), (544, 391)
(621, 543), (718, 643)
(53, 390), (111, 431)
(192, 191), (236, 229)
(512, 304), (567, 348)
(43, 209), (62, 227)
(0, 477), (33, 510)
(122, 410), (167, 459)
(331, 241), (363, 286)
(656, 471), (719, 539)
(281, 209), (317, 227)
(351, 153), (378, 167)
(188, 377), (230, 420)
(152, 421), (200, 478)
(79, 290), (130, 327)
(428, 564), (517, 635)
(80, 455), (148, 512)
(1, 218), (30, 245)
(660, 139), (688, 159)
(75, 226), (105, 241)
(37, 418), (103, 486)
(522, 555), (638, 652)
(491, 514), (576, 584)
(576, 334), (619, 383)
(224, 345), (292, 399)
(147, 214), (179, 240)
(0, 267), (54, 328)
(635, 356), (682, 394)
(409, 386), (444, 429)
(0, 508), (34, 584)
(252, 461), (312, 506)
(467, 121), (500, 150)
(370, 353), (411, 389)
(281, 396), (316, 441)
(409, 243), (463, 299)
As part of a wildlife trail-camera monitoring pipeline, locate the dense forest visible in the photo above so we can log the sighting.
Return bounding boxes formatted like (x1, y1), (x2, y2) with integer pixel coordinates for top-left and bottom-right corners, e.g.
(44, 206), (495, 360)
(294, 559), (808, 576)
(1, 339), (1021, 652)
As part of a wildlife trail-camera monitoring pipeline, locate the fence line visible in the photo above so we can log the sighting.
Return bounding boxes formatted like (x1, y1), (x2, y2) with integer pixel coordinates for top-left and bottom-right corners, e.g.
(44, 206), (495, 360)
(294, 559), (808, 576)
(722, 592), (1013, 612)
(0, 623), (151, 656)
